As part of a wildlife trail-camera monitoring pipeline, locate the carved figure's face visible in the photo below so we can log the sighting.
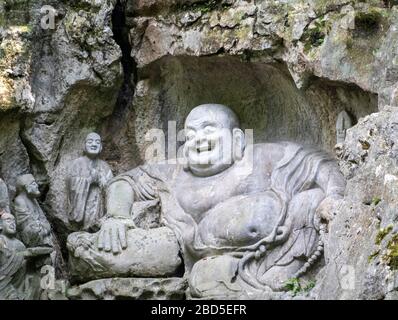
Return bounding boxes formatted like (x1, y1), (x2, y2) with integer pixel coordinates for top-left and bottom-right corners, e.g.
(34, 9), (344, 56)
(184, 105), (243, 177)
(1, 214), (16, 236)
(85, 133), (102, 157)
(336, 128), (346, 143)
(26, 179), (41, 198)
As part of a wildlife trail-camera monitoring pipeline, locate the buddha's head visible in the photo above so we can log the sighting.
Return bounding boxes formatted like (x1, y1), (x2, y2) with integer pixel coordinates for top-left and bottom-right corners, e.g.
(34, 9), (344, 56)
(184, 104), (245, 177)
(16, 174), (40, 198)
(84, 132), (102, 158)
(0, 211), (17, 236)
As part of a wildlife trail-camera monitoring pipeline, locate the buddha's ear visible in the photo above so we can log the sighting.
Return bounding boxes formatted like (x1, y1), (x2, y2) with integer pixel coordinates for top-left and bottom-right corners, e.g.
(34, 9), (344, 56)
(233, 128), (245, 161)
(182, 143), (190, 171)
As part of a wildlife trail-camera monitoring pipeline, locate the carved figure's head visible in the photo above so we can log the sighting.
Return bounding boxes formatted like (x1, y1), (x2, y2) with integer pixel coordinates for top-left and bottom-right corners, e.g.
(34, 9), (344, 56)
(16, 174), (40, 198)
(84, 132), (102, 158)
(0, 211), (17, 236)
(184, 104), (245, 177)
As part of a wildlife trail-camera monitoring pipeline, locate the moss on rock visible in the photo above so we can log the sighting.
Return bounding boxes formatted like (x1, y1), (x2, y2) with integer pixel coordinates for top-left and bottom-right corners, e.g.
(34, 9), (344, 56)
(375, 224), (393, 245)
(302, 19), (332, 53)
(384, 234), (398, 270)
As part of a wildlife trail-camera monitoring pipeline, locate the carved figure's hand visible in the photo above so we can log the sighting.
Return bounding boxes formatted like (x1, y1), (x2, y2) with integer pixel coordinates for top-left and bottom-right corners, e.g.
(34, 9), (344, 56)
(90, 169), (100, 184)
(98, 176), (108, 189)
(316, 196), (342, 222)
(97, 218), (128, 254)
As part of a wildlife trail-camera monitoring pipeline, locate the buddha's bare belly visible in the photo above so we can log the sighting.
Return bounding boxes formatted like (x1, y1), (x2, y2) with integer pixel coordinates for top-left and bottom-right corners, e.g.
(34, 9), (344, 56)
(198, 191), (282, 248)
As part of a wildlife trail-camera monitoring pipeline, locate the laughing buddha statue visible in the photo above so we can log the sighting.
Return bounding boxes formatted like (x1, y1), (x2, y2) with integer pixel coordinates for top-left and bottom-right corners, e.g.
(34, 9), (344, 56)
(67, 104), (345, 299)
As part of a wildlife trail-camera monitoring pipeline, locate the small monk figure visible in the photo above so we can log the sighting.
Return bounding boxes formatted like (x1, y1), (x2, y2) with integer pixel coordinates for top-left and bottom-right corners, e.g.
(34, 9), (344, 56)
(13, 174), (53, 248)
(336, 110), (353, 145)
(0, 211), (52, 300)
(67, 133), (113, 231)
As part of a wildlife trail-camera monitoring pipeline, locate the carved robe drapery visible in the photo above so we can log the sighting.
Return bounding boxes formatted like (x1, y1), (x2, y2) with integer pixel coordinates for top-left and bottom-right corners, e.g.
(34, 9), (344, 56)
(67, 156), (113, 230)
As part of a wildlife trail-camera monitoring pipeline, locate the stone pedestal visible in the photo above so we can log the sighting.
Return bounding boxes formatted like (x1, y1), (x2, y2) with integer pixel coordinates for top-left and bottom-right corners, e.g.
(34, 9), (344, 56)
(67, 278), (187, 300)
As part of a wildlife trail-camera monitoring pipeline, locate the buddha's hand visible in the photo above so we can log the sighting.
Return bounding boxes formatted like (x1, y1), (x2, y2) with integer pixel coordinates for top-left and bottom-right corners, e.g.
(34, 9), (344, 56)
(97, 217), (130, 254)
(316, 196), (343, 222)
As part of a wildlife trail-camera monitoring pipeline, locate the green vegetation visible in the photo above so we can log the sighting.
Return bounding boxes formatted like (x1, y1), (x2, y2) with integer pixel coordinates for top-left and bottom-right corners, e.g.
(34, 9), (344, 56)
(302, 19), (331, 53)
(285, 278), (316, 296)
(384, 234), (398, 270)
(368, 249), (380, 263)
(371, 197), (382, 206)
(375, 224), (393, 245)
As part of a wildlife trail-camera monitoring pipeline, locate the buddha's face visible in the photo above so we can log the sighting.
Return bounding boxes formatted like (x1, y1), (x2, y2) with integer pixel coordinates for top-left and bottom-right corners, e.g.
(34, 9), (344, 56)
(184, 105), (243, 177)
(1, 214), (16, 236)
(85, 133), (102, 157)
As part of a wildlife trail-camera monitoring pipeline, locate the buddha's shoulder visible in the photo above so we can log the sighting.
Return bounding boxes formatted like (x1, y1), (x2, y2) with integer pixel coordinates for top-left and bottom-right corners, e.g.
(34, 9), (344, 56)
(252, 142), (297, 159)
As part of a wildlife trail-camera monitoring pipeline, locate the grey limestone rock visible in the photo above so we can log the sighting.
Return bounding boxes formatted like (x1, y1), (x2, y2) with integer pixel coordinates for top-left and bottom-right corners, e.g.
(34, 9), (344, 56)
(67, 277), (187, 300)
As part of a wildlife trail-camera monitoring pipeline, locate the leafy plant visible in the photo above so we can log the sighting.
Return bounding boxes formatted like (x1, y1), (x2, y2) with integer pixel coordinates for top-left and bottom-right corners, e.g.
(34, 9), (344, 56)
(285, 278), (302, 296)
(285, 278), (316, 296)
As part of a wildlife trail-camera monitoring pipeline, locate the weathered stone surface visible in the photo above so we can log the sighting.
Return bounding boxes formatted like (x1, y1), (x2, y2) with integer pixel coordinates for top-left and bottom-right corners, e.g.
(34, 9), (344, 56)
(67, 277), (187, 300)
(313, 107), (398, 300)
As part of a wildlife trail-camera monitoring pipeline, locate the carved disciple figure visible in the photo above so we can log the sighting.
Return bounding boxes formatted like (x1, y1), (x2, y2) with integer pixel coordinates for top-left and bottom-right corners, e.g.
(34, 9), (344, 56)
(67, 133), (113, 231)
(68, 104), (345, 299)
(336, 110), (353, 145)
(13, 175), (53, 248)
(0, 211), (51, 300)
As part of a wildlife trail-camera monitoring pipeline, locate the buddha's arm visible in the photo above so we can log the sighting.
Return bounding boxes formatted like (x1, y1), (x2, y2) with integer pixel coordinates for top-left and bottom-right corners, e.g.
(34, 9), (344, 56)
(97, 180), (134, 254)
(315, 161), (345, 199)
(99, 170), (158, 254)
(314, 161), (346, 221)
(106, 180), (134, 219)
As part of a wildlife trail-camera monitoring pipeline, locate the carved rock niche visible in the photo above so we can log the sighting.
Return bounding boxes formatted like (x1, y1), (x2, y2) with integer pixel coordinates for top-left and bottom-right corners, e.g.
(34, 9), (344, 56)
(122, 55), (377, 165)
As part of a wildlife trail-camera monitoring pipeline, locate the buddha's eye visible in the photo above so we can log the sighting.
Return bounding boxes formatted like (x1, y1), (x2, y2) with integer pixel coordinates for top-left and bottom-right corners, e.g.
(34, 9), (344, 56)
(204, 126), (216, 134)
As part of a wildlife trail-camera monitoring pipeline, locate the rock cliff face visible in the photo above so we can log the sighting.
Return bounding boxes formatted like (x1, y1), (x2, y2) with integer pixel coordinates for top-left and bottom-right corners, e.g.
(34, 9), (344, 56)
(1, 0), (398, 299)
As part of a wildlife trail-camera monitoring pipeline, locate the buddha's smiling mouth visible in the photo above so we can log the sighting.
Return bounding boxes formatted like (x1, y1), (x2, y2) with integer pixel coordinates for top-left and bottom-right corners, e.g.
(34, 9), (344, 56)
(196, 141), (215, 154)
